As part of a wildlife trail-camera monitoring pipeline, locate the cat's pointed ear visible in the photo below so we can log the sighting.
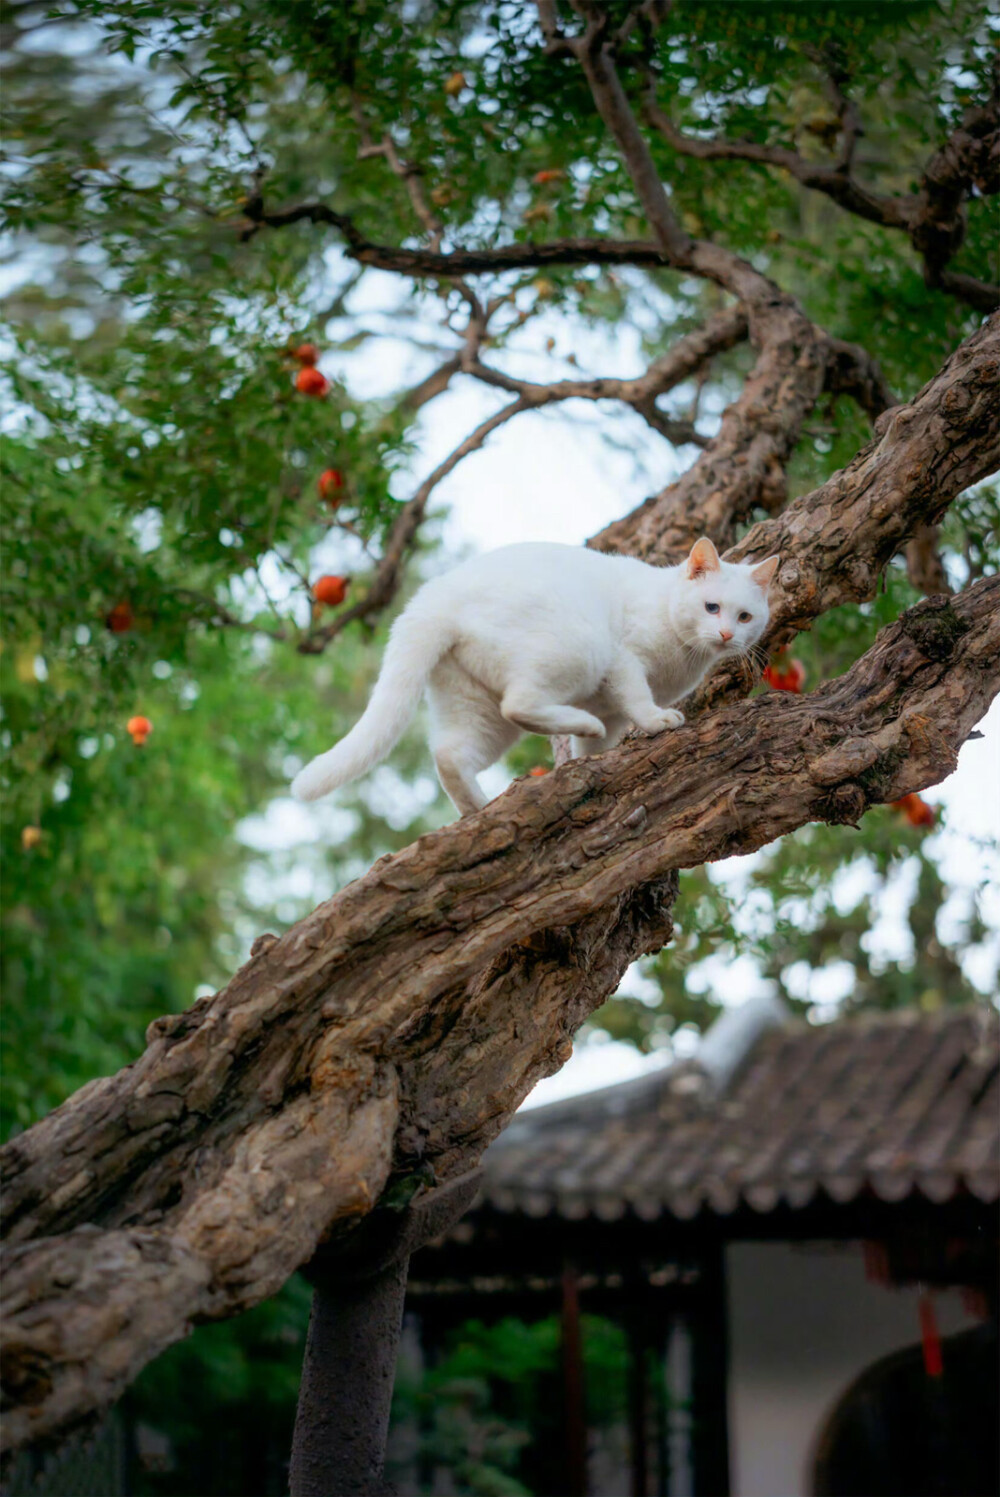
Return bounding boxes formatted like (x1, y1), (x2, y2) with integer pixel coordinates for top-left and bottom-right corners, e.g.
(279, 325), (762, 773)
(687, 537), (721, 579)
(750, 554), (780, 591)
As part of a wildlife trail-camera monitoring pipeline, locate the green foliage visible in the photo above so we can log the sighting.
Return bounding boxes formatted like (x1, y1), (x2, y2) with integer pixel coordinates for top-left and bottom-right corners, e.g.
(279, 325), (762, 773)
(388, 1314), (630, 1497)
(126, 1277), (312, 1496)
(1, 6), (997, 1490)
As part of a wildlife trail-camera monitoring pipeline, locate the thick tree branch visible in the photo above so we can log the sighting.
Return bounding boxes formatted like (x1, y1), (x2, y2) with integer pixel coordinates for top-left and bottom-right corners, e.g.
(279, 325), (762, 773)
(603, 313), (996, 587)
(691, 313), (999, 707)
(589, 323), (899, 563)
(3, 576), (998, 1453)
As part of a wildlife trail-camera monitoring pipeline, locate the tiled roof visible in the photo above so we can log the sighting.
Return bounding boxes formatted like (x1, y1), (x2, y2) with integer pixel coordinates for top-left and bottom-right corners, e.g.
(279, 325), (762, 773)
(481, 1006), (1000, 1221)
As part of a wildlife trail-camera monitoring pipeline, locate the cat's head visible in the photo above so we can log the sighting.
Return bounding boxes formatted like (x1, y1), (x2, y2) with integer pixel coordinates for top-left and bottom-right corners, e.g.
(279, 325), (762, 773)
(675, 537), (779, 657)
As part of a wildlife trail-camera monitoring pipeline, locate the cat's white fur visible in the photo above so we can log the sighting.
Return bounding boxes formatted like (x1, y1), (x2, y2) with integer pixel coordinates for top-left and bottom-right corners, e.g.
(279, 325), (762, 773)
(291, 537), (778, 816)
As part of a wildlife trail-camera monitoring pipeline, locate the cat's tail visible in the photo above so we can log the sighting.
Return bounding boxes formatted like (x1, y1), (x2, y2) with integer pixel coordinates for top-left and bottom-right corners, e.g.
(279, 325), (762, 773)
(290, 609), (454, 803)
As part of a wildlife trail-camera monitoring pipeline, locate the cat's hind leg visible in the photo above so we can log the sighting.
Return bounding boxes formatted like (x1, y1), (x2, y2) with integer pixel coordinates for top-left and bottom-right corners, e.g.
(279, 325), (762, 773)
(428, 665), (518, 816)
(433, 742), (490, 816)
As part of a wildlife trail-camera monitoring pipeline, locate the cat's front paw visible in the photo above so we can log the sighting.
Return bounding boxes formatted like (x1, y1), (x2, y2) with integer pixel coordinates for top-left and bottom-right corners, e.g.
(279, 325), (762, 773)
(637, 707), (685, 735)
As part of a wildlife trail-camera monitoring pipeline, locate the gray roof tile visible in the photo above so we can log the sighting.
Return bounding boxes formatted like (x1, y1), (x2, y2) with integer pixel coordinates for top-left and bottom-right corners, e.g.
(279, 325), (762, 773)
(480, 1006), (999, 1219)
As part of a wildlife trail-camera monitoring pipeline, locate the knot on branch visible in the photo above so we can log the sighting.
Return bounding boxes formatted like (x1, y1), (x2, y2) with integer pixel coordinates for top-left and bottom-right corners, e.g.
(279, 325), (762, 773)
(621, 870), (679, 954)
(873, 403), (908, 441)
(900, 595), (972, 662)
(820, 782), (868, 828)
(0, 1340), (54, 1408)
(808, 737), (880, 786)
(145, 993), (214, 1046)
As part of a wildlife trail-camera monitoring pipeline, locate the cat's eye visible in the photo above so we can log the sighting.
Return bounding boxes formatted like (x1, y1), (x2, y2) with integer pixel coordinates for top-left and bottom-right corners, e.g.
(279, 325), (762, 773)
(738, 611), (752, 623)
(704, 602), (720, 614)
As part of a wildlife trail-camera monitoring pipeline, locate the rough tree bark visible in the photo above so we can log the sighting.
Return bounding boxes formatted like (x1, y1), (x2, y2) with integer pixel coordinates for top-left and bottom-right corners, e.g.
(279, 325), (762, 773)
(2, 466), (997, 1454)
(2, 3), (998, 1463)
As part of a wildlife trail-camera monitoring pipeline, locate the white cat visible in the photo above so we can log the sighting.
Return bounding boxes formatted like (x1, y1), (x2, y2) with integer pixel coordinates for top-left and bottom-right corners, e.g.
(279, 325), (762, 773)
(291, 536), (778, 816)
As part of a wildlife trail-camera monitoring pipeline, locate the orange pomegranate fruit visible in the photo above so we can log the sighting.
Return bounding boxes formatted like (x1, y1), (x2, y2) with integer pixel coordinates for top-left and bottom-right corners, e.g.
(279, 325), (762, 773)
(763, 653), (806, 693)
(892, 792), (935, 829)
(295, 367), (329, 397)
(106, 600), (134, 633)
(292, 343), (319, 366)
(318, 468), (344, 504)
(312, 575), (348, 607)
(127, 715), (153, 745)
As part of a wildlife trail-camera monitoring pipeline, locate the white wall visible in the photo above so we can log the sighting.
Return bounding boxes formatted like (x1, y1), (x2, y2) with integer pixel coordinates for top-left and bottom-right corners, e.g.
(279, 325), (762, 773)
(725, 1240), (974, 1497)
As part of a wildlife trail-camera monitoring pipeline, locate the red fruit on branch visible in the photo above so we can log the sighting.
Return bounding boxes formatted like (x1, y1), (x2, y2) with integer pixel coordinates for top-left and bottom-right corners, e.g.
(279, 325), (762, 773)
(533, 168), (565, 185)
(312, 575), (348, 607)
(529, 766), (549, 777)
(295, 367), (329, 397)
(892, 792), (936, 828)
(292, 343), (319, 366)
(127, 715), (153, 746)
(106, 601), (134, 633)
(318, 468), (344, 504)
(763, 653), (806, 693)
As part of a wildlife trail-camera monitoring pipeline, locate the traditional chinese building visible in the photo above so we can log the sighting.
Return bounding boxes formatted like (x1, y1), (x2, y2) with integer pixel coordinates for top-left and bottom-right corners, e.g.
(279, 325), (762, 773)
(408, 1000), (999, 1497)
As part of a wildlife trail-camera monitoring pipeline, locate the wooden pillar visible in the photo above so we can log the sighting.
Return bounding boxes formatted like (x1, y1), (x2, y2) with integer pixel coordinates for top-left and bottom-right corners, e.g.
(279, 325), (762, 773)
(690, 1243), (730, 1497)
(653, 1320), (671, 1497)
(561, 1261), (588, 1497)
(627, 1308), (650, 1497)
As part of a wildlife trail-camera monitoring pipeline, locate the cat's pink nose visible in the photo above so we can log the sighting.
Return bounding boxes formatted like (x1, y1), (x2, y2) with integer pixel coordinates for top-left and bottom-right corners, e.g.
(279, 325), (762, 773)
(719, 628), (733, 642)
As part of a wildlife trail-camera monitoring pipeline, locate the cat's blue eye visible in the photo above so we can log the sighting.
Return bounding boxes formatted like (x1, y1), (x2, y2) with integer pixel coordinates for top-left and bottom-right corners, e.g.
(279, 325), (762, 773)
(704, 602), (720, 614)
(738, 611), (752, 623)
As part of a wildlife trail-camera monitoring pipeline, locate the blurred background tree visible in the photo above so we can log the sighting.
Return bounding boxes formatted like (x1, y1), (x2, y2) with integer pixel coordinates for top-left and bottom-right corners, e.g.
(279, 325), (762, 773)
(1, 1), (996, 1492)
